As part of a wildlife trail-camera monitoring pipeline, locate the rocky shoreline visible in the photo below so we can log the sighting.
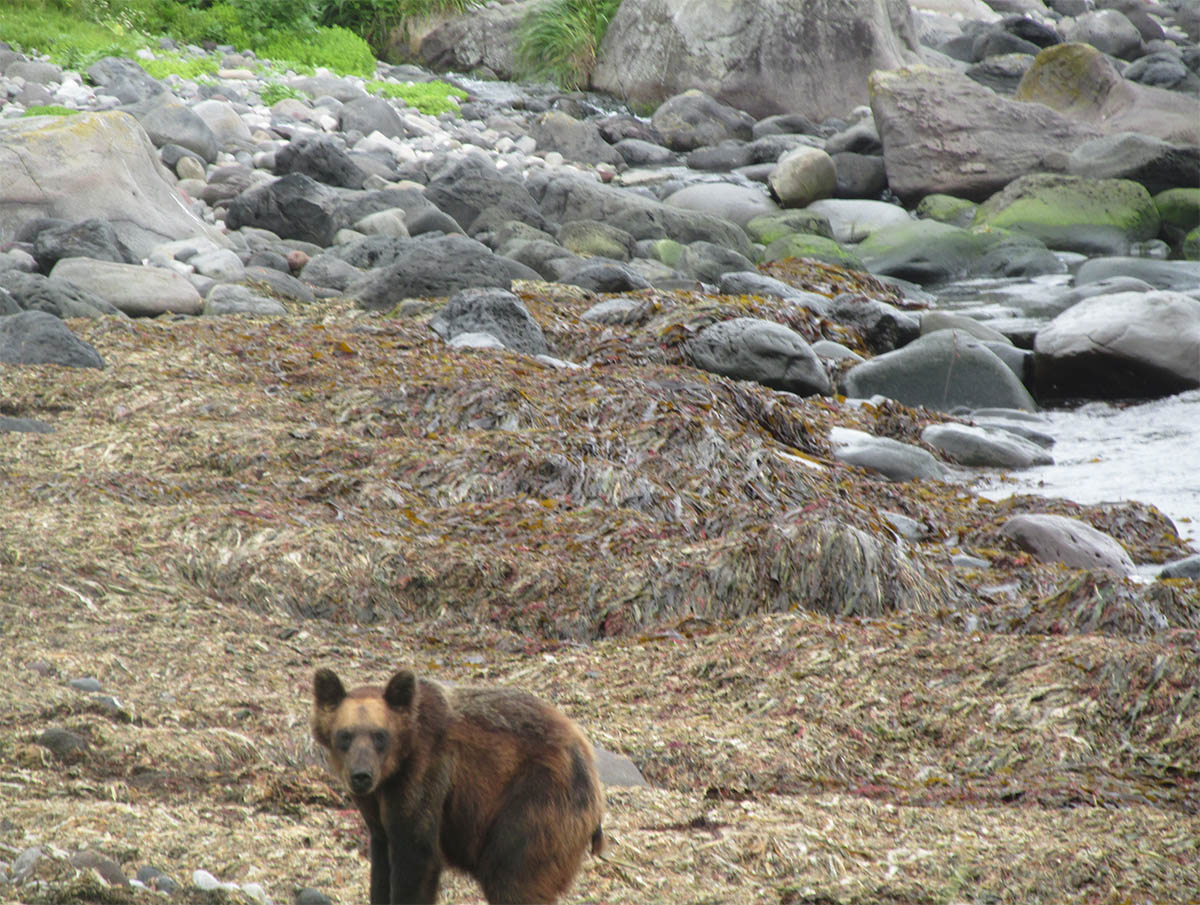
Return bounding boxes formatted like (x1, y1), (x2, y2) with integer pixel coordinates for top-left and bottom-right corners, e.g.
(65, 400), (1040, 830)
(2, 0), (1199, 901)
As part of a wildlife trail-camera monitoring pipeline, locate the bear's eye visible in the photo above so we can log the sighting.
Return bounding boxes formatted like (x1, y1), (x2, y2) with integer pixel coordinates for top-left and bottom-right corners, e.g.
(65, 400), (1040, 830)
(371, 730), (388, 752)
(334, 730), (353, 752)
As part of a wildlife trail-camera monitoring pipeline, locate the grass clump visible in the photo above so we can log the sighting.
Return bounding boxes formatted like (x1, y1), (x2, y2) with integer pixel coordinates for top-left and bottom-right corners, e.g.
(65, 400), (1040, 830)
(258, 25), (377, 76)
(22, 105), (80, 117)
(259, 80), (305, 106)
(516, 0), (622, 90)
(139, 51), (220, 81)
(368, 78), (466, 115)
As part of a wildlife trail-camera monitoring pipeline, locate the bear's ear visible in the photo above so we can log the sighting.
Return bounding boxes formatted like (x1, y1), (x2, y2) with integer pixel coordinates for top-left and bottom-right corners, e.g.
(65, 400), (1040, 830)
(313, 668), (347, 710)
(383, 669), (417, 711)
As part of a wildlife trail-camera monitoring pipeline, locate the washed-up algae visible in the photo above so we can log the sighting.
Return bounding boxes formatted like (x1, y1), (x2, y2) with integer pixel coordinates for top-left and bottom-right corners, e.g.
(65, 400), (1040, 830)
(1, 287), (1198, 904)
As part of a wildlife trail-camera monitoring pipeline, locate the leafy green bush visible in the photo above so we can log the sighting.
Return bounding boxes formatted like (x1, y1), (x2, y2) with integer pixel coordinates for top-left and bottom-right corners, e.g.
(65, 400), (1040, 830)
(258, 25), (376, 75)
(368, 78), (466, 115)
(516, 0), (621, 90)
(0, 2), (143, 69)
(22, 105), (80, 117)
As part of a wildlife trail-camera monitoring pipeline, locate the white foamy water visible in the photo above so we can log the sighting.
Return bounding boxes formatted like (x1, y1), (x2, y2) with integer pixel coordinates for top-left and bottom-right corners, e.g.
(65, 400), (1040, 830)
(978, 390), (1200, 546)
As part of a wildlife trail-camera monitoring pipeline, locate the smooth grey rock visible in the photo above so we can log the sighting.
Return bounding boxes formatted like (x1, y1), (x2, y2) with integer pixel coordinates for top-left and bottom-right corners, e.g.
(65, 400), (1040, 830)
(203, 284), (287, 316)
(811, 339), (864, 362)
(70, 851), (129, 888)
(614, 138), (678, 166)
(132, 98), (221, 163)
(828, 426), (947, 481)
(999, 513), (1135, 574)
(51, 257), (203, 317)
(649, 89), (755, 151)
(717, 271), (831, 316)
(920, 311), (1011, 343)
(300, 253), (363, 292)
(0, 270), (122, 318)
(338, 95), (409, 139)
(529, 111), (624, 167)
(1160, 554), (1200, 580)
(921, 422), (1053, 467)
(1034, 290), (1200, 399)
(594, 745), (649, 787)
(972, 417), (1055, 448)
(1073, 258), (1200, 292)
(676, 241), (755, 284)
(0, 310), (105, 368)
(1068, 132), (1200, 196)
(832, 152), (889, 199)
(842, 329), (1037, 411)
(663, 183), (778, 229)
(560, 260), (652, 293)
(768, 146), (836, 208)
(351, 235), (539, 309)
(0, 111), (227, 259)
(0, 416), (54, 434)
(430, 288), (548, 356)
(243, 265), (316, 305)
(856, 218), (992, 283)
(687, 317), (832, 397)
(807, 199), (912, 244)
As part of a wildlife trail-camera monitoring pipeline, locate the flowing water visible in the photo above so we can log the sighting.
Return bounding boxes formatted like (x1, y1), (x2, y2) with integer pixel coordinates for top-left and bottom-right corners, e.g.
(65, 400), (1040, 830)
(932, 274), (1200, 549)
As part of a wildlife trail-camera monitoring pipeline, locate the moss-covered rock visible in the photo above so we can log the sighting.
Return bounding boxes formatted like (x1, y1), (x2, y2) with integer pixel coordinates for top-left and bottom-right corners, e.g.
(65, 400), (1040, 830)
(1182, 226), (1200, 261)
(1154, 187), (1200, 247)
(744, 210), (835, 245)
(761, 233), (865, 270)
(855, 218), (991, 283)
(972, 173), (1159, 255)
(914, 193), (978, 229)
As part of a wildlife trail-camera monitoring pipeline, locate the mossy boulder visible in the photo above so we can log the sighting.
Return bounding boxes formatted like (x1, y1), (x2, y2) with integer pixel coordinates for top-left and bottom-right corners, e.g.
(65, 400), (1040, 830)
(972, 173), (1159, 256)
(1154, 188), (1200, 246)
(1183, 226), (1200, 261)
(855, 219), (991, 284)
(761, 233), (865, 270)
(744, 210), (835, 246)
(915, 193), (978, 229)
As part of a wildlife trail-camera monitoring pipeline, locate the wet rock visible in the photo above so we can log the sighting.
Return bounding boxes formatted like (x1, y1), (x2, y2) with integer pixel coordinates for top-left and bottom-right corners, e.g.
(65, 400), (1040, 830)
(687, 317), (831, 396)
(999, 513), (1135, 574)
(1072, 258), (1200, 292)
(1034, 290), (1200, 399)
(842, 329), (1037, 412)
(743, 210), (834, 245)
(921, 422), (1053, 467)
(717, 271), (831, 315)
(1160, 554), (1200, 579)
(648, 89), (756, 152)
(807, 199), (912, 244)
(0, 310), (105, 369)
(761, 232), (866, 270)
(430, 288), (549, 356)
(857, 219), (990, 284)
(827, 294), (920, 354)
(828, 426), (947, 482)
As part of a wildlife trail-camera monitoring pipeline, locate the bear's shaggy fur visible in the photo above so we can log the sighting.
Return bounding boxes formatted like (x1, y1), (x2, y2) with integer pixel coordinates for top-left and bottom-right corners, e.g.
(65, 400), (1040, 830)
(311, 667), (604, 905)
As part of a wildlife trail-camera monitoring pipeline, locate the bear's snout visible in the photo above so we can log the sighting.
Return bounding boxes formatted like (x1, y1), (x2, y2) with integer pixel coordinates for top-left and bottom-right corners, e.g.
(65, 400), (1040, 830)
(349, 769), (374, 794)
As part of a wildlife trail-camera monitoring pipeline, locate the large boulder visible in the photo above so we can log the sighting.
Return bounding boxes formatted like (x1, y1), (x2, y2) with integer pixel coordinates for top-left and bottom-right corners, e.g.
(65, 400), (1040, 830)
(224, 173), (347, 247)
(1015, 43), (1200, 145)
(410, 0), (532, 78)
(50, 257), (204, 317)
(869, 66), (1101, 202)
(429, 287), (549, 355)
(999, 513), (1134, 575)
(972, 173), (1160, 256)
(686, 317), (832, 397)
(842, 329), (1037, 411)
(1033, 290), (1200, 399)
(1067, 133), (1200, 196)
(828, 427), (946, 482)
(593, 0), (920, 121)
(0, 111), (227, 259)
(424, 154), (550, 235)
(649, 90), (755, 152)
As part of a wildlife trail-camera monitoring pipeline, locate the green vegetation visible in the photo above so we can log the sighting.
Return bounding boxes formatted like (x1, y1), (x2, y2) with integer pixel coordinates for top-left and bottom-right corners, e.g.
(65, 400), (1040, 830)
(516, 0), (621, 90)
(22, 104), (80, 117)
(139, 51), (220, 80)
(319, 0), (481, 58)
(259, 80), (304, 106)
(368, 78), (466, 115)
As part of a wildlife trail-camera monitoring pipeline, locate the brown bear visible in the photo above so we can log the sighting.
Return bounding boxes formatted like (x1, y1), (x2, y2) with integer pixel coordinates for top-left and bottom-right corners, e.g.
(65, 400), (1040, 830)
(311, 667), (605, 905)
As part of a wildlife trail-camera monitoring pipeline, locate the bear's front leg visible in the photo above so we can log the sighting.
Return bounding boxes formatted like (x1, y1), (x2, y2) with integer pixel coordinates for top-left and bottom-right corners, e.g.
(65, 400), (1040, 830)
(387, 830), (441, 905)
(368, 828), (391, 905)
